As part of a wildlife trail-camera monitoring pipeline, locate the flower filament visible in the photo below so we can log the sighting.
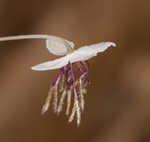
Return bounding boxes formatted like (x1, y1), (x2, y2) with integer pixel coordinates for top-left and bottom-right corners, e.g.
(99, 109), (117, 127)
(41, 61), (89, 126)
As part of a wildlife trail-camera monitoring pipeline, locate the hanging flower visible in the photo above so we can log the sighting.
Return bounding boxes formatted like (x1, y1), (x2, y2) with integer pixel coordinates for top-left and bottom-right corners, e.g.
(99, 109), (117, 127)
(0, 34), (116, 126)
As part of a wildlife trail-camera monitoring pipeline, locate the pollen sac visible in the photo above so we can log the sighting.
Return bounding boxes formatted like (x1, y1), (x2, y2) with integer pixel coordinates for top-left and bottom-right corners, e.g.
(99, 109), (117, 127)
(41, 61), (89, 126)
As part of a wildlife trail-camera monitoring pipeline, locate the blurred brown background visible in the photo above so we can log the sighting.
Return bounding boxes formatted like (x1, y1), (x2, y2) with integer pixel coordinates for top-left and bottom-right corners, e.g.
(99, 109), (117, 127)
(0, 0), (150, 142)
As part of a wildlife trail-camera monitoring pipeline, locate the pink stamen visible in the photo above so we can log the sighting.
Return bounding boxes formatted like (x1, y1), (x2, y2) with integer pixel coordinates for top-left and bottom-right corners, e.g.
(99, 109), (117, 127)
(70, 62), (78, 100)
(43, 61), (90, 125)
(77, 61), (90, 84)
(52, 72), (61, 87)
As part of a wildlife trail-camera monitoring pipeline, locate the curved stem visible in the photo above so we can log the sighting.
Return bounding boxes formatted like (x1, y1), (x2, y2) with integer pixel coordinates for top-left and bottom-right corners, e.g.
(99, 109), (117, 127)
(0, 34), (53, 42)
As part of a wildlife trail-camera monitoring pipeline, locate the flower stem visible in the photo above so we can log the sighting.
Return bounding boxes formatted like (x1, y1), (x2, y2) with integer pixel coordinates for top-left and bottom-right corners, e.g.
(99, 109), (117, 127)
(0, 34), (53, 42)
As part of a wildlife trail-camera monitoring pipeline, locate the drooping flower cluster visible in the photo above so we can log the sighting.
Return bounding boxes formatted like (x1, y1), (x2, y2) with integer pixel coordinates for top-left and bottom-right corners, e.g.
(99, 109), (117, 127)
(0, 34), (116, 126)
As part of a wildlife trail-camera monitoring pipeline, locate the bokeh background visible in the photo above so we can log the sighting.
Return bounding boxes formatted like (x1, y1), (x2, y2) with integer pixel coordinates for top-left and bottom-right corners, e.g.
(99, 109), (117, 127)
(0, 0), (150, 142)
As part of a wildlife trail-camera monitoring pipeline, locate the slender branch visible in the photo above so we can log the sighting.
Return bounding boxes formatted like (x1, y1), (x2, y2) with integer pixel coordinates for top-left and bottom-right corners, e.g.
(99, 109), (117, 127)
(0, 34), (53, 42)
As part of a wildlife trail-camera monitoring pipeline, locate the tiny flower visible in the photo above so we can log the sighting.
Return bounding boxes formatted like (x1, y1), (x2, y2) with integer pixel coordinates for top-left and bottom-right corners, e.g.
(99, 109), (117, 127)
(0, 34), (116, 126)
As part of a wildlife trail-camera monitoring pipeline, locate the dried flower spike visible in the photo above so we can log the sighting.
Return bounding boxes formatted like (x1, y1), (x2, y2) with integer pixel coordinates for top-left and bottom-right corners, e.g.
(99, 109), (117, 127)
(0, 34), (116, 126)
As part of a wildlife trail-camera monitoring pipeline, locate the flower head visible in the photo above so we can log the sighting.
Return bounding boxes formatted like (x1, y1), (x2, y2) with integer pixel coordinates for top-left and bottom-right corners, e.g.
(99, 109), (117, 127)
(0, 34), (116, 126)
(31, 36), (116, 126)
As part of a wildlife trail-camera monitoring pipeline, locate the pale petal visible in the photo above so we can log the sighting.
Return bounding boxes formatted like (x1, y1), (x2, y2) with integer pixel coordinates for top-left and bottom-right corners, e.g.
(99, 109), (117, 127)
(69, 42), (116, 63)
(31, 42), (116, 71)
(46, 36), (74, 56)
(31, 55), (70, 71)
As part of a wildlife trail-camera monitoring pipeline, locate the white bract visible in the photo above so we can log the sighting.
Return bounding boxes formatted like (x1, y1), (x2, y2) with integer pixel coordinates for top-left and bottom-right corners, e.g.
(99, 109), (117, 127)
(31, 36), (116, 71)
(0, 34), (116, 126)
